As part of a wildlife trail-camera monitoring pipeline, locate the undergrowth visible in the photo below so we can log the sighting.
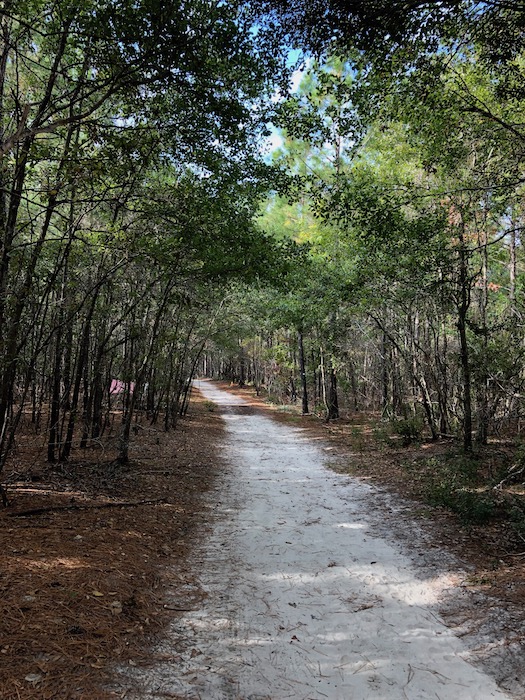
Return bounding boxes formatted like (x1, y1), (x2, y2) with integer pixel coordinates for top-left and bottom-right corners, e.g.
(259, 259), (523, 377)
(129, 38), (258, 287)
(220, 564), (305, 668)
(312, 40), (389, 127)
(392, 416), (424, 446)
(406, 450), (525, 528)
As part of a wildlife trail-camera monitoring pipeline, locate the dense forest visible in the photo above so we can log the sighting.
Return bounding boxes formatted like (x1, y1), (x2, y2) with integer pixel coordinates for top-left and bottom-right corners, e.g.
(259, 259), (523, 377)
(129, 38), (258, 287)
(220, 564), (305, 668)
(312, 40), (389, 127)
(2, 0), (525, 504)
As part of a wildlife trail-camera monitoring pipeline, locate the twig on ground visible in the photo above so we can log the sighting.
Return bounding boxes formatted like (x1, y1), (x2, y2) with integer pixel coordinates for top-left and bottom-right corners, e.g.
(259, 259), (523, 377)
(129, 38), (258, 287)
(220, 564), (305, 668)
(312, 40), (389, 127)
(8, 499), (169, 517)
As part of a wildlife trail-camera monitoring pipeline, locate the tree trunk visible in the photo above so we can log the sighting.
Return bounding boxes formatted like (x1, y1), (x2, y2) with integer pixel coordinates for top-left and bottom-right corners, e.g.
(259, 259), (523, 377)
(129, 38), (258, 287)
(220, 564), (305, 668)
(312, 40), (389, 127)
(60, 313), (92, 461)
(327, 366), (339, 420)
(457, 226), (473, 453)
(298, 328), (309, 415)
(476, 226), (489, 445)
(47, 328), (62, 463)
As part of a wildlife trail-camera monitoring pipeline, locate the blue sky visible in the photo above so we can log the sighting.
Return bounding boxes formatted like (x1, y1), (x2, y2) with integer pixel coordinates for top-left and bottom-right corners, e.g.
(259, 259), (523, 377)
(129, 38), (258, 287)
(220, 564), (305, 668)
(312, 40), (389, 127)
(265, 49), (309, 153)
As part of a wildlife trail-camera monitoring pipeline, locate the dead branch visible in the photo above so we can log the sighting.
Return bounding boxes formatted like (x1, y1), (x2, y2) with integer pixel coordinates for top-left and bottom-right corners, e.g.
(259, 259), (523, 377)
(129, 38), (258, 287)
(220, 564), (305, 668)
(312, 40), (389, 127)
(493, 464), (525, 490)
(8, 498), (169, 517)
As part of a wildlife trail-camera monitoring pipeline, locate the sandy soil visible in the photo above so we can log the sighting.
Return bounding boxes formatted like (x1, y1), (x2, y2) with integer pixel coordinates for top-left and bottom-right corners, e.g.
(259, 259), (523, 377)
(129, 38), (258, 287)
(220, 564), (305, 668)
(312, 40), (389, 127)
(123, 380), (522, 700)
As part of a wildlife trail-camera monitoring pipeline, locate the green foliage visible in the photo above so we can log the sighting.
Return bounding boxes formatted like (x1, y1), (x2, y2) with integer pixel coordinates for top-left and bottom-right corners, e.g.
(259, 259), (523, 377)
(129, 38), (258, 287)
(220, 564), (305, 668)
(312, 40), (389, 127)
(371, 424), (391, 445)
(5, 0), (525, 479)
(508, 501), (525, 541)
(350, 425), (365, 450)
(419, 455), (496, 524)
(427, 484), (496, 525)
(392, 417), (424, 446)
(0, 0), (302, 473)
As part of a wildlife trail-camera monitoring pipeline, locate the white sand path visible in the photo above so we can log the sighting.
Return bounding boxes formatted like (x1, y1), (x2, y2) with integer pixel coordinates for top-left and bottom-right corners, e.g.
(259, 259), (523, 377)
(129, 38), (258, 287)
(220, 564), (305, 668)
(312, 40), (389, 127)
(134, 380), (514, 699)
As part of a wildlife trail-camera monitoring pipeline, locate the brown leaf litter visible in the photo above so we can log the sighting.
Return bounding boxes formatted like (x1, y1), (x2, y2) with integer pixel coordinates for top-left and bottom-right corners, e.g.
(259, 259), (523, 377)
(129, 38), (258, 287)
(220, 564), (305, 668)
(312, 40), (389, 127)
(0, 392), (225, 699)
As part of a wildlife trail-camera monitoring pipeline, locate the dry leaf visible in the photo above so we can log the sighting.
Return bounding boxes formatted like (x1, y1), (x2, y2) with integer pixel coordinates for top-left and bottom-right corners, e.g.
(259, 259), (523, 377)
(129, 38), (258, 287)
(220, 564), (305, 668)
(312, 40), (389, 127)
(110, 601), (123, 615)
(25, 673), (42, 685)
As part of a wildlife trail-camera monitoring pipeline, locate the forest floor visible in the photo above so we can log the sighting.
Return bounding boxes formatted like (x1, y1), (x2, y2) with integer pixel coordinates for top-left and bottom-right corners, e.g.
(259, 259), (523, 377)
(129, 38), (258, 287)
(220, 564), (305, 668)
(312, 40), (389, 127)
(0, 394), (228, 699)
(1, 384), (525, 698)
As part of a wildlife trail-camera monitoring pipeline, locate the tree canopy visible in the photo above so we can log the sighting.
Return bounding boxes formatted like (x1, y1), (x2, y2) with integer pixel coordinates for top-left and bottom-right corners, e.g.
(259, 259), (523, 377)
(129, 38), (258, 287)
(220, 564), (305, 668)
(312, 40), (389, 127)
(3, 0), (525, 496)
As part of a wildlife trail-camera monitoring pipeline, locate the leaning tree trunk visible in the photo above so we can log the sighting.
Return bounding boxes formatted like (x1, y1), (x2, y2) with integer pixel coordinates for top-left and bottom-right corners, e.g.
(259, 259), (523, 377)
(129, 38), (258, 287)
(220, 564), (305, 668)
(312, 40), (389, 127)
(370, 313), (439, 440)
(60, 312), (93, 461)
(117, 281), (174, 464)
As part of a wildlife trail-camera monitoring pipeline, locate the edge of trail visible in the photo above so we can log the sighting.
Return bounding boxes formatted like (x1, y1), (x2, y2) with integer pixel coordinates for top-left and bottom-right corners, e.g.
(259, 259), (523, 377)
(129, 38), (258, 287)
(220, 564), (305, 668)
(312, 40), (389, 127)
(118, 379), (525, 699)
(206, 380), (525, 700)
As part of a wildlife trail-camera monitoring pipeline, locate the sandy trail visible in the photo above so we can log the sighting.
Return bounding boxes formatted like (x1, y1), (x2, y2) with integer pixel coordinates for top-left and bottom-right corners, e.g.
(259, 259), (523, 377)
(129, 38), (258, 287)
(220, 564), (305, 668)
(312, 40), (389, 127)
(136, 380), (512, 699)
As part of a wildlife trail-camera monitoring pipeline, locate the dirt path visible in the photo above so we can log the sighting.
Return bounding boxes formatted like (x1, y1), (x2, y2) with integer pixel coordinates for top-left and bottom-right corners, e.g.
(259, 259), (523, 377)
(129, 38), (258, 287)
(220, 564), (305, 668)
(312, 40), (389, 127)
(131, 380), (514, 699)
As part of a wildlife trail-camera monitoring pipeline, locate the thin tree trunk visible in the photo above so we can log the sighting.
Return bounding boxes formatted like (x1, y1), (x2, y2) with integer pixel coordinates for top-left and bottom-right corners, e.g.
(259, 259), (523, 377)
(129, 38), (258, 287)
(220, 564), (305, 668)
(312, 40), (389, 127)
(476, 226), (489, 445)
(117, 282), (174, 463)
(457, 225), (473, 453)
(60, 311), (93, 461)
(298, 328), (309, 415)
(510, 224), (517, 308)
(48, 328), (63, 463)
(370, 314), (439, 440)
(327, 366), (339, 420)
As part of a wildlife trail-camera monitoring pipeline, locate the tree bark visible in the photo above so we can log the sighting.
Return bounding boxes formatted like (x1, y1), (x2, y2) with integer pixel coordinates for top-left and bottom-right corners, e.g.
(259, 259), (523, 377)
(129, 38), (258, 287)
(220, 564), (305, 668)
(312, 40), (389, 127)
(327, 366), (339, 420)
(298, 328), (309, 414)
(456, 225), (473, 452)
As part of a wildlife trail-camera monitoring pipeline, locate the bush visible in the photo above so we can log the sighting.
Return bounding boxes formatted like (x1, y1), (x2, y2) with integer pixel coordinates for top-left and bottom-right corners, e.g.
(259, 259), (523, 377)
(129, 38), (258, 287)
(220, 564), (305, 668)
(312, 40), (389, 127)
(426, 483), (495, 524)
(423, 454), (494, 523)
(417, 452), (495, 524)
(392, 416), (424, 445)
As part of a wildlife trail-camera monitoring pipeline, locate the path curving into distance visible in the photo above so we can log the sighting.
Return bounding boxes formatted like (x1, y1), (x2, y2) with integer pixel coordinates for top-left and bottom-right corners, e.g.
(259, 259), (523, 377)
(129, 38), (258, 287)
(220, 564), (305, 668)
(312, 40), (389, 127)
(134, 380), (512, 700)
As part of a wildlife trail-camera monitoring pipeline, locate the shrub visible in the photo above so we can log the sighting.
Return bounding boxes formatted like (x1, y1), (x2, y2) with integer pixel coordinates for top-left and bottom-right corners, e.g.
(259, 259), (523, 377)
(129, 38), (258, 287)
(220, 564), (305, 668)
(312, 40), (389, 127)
(392, 416), (424, 445)
(426, 483), (495, 524)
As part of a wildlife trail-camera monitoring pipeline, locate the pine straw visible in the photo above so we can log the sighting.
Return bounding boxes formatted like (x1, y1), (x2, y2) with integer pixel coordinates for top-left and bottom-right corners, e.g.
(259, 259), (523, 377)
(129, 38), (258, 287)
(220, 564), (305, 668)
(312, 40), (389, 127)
(0, 392), (224, 699)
